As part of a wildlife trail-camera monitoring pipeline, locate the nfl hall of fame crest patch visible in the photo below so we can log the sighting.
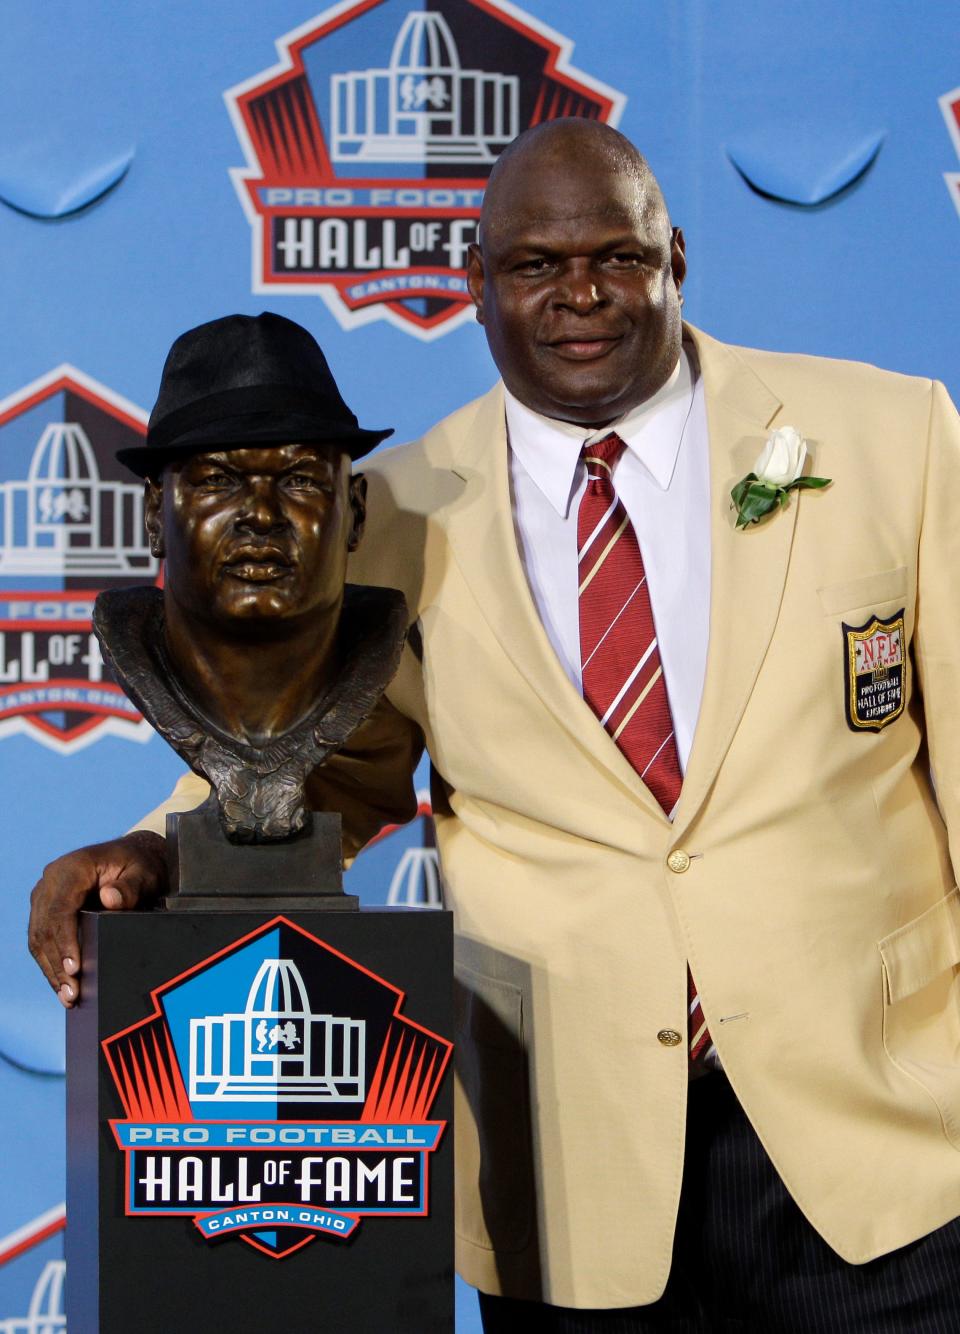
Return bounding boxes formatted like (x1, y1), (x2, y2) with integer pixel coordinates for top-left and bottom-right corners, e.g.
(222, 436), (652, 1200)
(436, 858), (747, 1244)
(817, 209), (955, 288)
(842, 610), (906, 733)
(101, 916), (452, 1260)
(225, 0), (625, 339)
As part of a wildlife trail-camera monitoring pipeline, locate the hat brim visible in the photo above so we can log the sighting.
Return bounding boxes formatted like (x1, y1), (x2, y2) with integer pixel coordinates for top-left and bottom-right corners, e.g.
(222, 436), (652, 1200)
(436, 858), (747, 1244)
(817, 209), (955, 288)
(117, 411), (393, 478)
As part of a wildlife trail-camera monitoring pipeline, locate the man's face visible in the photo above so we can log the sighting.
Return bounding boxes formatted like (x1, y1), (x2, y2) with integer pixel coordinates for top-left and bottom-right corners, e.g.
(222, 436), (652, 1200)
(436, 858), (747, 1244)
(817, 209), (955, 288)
(144, 443), (365, 634)
(468, 153), (686, 426)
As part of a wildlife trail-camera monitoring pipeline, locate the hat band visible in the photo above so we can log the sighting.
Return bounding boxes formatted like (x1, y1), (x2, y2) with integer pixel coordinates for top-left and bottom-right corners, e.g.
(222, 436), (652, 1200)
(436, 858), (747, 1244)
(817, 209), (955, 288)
(147, 384), (359, 451)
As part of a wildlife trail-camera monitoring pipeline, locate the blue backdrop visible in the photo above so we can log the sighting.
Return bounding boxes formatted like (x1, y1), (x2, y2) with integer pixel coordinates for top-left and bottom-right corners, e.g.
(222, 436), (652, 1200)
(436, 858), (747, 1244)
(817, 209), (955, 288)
(1, 2), (958, 1326)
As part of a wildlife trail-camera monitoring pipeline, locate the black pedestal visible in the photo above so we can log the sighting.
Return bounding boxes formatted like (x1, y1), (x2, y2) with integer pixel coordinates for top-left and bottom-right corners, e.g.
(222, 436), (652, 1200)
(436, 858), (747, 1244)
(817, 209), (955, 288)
(67, 909), (454, 1333)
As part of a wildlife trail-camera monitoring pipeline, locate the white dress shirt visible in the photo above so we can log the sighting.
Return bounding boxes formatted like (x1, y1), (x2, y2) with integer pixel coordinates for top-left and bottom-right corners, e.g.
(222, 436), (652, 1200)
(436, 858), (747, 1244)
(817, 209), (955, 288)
(506, 345), (710, 774)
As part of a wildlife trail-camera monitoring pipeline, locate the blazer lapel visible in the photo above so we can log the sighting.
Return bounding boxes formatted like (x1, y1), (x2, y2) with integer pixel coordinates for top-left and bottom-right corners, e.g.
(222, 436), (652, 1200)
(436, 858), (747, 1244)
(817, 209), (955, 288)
(673, 326), (793, 835)
(442, 384), (668, 819)
(441, 327), (800, 830)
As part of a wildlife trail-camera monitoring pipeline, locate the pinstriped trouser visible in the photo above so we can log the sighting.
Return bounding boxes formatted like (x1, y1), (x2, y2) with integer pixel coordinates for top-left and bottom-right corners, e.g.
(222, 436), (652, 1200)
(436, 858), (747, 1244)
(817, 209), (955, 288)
(478, 1073), (960, 1333)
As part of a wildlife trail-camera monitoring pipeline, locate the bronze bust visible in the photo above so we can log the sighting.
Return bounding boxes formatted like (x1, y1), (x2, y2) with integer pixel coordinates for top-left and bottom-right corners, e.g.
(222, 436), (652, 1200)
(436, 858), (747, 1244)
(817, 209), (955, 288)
(93, 312), (409, 905)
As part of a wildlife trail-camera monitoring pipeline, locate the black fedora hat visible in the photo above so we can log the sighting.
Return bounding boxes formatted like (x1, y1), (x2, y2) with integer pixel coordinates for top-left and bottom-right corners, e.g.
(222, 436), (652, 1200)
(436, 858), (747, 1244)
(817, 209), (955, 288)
(117, 312), (393, 477)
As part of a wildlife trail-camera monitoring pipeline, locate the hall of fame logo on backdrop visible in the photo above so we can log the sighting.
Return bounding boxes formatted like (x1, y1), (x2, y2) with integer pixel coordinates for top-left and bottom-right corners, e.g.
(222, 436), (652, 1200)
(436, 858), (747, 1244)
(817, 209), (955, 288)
(0, 368), (156, 752)
(941, 85), (960, 218)
(102, 917), (451, 1259)
(0, 1260), (64, 1334)
(225, 0), (625, 339)
(369, 791), (443, 908)
(0, 1201), (66, 1334)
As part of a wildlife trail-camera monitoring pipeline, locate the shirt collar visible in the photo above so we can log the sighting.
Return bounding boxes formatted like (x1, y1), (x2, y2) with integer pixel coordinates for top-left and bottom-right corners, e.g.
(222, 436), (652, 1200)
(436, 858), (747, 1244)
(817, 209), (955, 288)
(505, 346), (698, 518)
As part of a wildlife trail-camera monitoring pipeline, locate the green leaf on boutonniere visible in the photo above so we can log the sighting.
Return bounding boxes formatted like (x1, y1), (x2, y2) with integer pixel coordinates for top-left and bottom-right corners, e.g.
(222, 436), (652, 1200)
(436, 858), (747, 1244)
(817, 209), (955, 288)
(731, 477), (781, 528)
(731, 472), (832, 528)
(730, 472), (757, 509)
(790, 476), (831, 490)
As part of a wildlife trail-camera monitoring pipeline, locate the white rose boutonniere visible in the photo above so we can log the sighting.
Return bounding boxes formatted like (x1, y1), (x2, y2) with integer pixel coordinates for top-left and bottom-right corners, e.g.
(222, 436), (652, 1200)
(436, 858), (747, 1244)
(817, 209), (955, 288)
(731, 426), (831, 529)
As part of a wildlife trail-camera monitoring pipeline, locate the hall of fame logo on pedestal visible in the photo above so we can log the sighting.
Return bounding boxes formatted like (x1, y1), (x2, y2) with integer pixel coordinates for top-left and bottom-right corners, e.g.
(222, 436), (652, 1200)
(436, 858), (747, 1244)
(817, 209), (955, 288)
(225, 0), (625, 338)
(0, 367), (156, 751)
(102, 917), (452, 1259)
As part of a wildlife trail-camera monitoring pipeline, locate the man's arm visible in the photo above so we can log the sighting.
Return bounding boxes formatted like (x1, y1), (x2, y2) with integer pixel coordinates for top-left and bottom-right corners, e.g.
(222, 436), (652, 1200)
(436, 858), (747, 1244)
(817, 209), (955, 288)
(914, 380), (960, 871)
(29, 829), (169, 1006)
(305, 695), (425, 859)
(28, 695), (424, 1006)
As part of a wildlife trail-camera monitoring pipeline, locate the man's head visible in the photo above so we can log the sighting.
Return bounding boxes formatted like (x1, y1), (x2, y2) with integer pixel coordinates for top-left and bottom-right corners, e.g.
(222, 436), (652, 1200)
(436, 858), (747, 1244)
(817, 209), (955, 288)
(125, 313), (383, 638)
(467, 119), (686, 427)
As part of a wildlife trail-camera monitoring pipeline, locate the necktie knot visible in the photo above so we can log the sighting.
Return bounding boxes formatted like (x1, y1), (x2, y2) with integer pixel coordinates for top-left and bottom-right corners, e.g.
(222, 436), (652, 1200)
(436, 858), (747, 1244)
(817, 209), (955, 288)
(582, 431), (626, 484)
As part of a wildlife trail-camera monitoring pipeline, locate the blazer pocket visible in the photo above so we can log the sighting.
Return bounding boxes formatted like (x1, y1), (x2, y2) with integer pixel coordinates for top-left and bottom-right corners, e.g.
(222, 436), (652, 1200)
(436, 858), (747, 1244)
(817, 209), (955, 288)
(454, 964), (534, 1253)
(878, 888), (960, 1149)
(817, 567), (908, 616)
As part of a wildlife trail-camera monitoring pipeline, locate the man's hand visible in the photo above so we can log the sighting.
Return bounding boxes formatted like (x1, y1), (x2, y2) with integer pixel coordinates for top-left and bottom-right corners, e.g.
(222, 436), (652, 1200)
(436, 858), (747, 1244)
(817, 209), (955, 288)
(28, 831), (169, 1007)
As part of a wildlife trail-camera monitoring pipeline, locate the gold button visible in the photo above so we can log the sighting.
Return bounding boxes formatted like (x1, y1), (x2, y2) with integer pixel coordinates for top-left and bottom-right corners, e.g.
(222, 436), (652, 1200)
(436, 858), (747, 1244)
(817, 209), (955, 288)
(667, 849), (691, 874)
(657, 1029), (683, 1047)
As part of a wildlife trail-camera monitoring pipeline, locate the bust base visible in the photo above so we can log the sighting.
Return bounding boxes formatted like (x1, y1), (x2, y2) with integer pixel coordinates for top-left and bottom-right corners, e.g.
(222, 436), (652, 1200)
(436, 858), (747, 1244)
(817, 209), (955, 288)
(166, 799), (352, 909)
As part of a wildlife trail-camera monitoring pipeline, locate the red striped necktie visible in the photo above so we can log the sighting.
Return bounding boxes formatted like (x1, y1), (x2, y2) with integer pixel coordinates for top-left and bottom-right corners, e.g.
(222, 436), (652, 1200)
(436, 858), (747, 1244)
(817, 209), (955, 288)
(577, 431), (711, 1065)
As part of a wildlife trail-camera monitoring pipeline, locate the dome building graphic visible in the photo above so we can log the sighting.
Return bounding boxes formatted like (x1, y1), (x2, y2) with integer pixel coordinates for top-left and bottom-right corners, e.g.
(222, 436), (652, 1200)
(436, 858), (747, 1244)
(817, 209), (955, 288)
(0, 421), (156, 578)
(0, 1260), (65, 1334)
(227, 0), (622, 335)
(331, 10), (519, 163)
(386, 845), (443, 908)
(189, 958), (366, 1104)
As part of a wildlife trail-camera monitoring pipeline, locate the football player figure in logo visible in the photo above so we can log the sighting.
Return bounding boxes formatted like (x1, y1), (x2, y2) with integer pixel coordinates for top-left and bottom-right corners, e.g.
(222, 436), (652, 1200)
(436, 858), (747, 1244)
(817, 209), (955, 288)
(34, 312), (422, 927)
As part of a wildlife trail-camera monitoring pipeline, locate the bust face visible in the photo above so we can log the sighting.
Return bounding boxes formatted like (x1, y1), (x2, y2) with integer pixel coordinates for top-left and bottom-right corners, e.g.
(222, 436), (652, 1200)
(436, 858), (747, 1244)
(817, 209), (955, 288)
(145, 442), (365, 634)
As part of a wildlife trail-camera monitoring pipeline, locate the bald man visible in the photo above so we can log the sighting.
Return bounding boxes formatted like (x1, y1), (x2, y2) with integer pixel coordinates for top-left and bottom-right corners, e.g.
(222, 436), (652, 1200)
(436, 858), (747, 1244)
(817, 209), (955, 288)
(30, 121), (960, 1330)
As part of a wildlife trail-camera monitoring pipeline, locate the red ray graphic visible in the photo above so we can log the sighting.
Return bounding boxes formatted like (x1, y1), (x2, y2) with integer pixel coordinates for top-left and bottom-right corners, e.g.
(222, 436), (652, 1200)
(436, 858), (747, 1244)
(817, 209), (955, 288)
(361, 1021), (451, 1122)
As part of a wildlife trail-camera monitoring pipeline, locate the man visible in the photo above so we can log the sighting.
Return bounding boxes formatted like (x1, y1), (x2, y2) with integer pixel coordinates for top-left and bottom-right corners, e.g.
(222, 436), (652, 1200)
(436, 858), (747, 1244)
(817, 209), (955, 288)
(30, 121), (960, 1329)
